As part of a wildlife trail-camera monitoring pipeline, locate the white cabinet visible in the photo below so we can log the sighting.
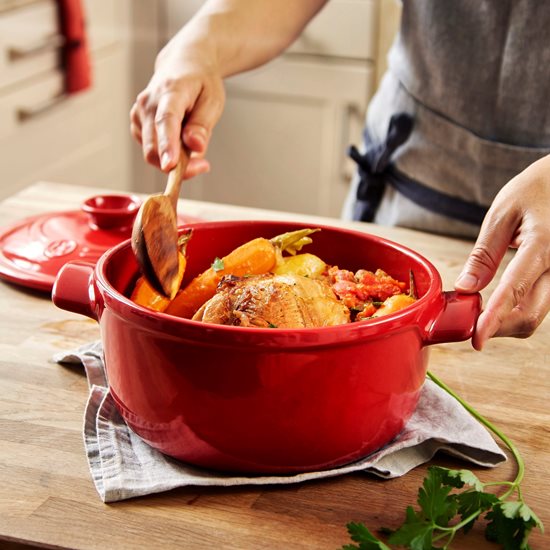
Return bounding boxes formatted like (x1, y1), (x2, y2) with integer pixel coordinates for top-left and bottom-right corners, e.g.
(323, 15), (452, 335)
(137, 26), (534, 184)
(184, 56), (373, 217)
(0, 0), (132, 201)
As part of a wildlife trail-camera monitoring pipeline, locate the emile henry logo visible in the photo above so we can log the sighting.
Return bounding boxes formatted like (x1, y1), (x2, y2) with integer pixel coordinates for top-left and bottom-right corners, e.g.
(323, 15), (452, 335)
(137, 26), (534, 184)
(44, 239), (77, 258)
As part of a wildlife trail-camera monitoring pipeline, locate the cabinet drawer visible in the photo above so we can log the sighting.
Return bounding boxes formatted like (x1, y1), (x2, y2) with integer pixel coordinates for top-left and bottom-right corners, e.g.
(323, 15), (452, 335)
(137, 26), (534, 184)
(0, 0), (121, 91)
(0, 62), (65, 141)
(287, 0), (378, 60)
(0, 49), (130, 197)
(0, 0), (59, 90)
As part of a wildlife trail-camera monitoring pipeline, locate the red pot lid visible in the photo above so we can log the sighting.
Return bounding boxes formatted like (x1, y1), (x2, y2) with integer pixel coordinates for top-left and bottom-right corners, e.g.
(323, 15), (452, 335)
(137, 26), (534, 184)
(0, 193), (202, 293)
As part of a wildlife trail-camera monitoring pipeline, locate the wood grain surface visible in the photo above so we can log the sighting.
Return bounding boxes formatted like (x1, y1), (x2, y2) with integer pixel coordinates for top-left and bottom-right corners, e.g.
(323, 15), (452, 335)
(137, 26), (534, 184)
(0, 182), (548, 549)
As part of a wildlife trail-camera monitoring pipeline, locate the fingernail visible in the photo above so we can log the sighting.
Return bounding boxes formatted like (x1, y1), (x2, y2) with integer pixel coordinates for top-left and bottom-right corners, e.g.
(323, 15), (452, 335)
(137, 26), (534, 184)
(455, 272), (478, 290)
(161, 152), (171, 170)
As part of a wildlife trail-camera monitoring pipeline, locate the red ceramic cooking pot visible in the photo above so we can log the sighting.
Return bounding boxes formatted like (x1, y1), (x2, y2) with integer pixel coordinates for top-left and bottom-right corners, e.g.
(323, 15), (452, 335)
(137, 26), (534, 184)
(52, 220), (480, 474)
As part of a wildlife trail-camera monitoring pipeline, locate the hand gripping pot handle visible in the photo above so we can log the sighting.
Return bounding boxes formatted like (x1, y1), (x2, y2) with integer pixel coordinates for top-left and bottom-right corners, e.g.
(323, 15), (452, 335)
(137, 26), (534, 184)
(51, 261), (102, 321)
(424, 291), (482, 345)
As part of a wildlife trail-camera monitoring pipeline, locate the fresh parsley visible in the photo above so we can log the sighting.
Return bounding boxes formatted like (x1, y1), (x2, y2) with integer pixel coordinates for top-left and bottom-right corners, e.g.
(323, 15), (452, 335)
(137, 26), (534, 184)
(341, 371), (544, 550)
(211, 257), (224, 271)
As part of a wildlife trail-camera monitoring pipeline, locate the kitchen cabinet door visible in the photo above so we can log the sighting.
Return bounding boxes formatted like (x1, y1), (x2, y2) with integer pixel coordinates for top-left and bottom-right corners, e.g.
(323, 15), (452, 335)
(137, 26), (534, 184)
(182, 56), (373, 218)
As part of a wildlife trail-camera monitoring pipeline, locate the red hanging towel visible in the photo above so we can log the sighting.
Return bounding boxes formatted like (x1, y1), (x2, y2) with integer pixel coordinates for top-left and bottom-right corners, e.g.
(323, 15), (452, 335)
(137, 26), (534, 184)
(56, 0), (92, 94)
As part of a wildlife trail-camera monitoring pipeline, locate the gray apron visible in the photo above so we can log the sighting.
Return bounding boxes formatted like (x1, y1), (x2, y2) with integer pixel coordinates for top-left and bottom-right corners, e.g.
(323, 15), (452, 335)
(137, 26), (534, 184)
(342, 0), (550, 239)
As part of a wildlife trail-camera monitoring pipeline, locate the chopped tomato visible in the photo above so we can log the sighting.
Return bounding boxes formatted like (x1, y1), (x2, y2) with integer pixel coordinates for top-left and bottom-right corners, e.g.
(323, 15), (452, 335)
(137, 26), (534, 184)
(327, 266), (409, 320)
(354, 269), (406, 301)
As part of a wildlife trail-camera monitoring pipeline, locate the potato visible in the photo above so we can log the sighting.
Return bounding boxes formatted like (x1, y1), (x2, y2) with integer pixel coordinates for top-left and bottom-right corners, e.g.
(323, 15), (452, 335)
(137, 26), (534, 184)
(274, 253), (327, 279)
(372, 293), (417, 317)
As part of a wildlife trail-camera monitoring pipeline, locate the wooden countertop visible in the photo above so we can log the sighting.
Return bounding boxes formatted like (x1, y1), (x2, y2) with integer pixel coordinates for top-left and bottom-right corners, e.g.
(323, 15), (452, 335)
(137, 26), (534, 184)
(0, 182), (548, 549)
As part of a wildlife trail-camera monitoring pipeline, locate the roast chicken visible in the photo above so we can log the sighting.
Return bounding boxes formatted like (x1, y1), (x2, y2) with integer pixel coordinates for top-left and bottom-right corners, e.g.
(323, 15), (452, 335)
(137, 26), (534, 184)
(192, 273), (350, 328)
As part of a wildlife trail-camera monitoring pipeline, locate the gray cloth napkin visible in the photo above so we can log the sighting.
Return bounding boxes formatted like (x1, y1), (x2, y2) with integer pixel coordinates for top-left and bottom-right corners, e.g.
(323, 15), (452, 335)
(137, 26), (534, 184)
(53, 341), (506, 503)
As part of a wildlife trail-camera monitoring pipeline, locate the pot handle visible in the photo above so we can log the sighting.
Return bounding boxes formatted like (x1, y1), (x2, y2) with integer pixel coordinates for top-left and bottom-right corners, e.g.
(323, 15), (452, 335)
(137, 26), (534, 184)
(423, 291), (482, 345)
(51, 261), (101, 321)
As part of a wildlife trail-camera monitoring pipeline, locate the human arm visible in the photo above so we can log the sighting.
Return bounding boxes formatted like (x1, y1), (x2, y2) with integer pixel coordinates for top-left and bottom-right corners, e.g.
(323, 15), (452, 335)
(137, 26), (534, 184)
(454, 153), (550, 350)
(129, 0), (328, 176)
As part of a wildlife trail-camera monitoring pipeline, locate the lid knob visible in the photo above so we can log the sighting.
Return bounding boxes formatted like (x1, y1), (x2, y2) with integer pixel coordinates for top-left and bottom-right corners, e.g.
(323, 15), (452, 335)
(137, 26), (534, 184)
(81, 194), (142, 230)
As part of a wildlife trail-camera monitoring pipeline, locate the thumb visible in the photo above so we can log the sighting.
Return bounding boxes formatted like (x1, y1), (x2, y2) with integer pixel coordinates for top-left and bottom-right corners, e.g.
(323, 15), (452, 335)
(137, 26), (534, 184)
(455, 222), (511, 293)
(454, 268), (482, 293)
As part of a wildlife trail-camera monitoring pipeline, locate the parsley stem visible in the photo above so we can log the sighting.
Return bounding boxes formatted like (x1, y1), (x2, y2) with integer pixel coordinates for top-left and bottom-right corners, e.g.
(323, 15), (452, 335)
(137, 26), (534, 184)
(427, 371), (524, 500)
(432, 509), (486, 540)
(482, 481), (515, 488)
(431, 528), (455, 548)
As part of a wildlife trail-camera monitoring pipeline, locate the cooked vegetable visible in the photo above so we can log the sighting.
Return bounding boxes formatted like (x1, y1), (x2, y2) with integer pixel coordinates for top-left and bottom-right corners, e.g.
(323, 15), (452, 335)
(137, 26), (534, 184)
(372, 293), (417, 317)
(165, 228), (320, 319)
(269, 228), (320, 255)
(327, 266), (411, 320)
(131, 249), (187, 312)
(408, 268), (417, 299)
(131, 225), (418, 323)
(130, 276), (172, 312)
(273, 253), (327, 279)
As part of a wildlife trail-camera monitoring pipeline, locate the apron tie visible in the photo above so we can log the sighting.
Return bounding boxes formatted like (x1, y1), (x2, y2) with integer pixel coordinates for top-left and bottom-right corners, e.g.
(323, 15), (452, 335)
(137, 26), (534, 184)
(348, 113), (413, 222)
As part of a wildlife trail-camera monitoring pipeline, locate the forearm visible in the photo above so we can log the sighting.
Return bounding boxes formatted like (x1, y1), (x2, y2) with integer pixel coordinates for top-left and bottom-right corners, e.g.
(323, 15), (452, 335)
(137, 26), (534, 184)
(159, 0), (328, 77)
(131, 0), (328, 173)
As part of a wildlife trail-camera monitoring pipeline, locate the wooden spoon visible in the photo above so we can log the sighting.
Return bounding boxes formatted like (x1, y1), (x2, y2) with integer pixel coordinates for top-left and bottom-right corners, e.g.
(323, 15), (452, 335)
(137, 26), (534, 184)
(131, 147), (191, 299)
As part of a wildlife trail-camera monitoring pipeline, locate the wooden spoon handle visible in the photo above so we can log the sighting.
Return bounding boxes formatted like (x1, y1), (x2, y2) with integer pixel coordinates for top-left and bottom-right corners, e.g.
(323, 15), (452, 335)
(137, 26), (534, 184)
(165, 146), (191, 211)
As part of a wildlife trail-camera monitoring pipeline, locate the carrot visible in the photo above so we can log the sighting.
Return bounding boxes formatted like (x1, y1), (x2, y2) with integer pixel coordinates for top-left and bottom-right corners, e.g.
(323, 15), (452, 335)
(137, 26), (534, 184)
(131, 251), (187, 312)
(131, 276), (172, 312)
(165, 238), (274, 318)
(165, 228), (320, 319)
(131, 230), (191, 312)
